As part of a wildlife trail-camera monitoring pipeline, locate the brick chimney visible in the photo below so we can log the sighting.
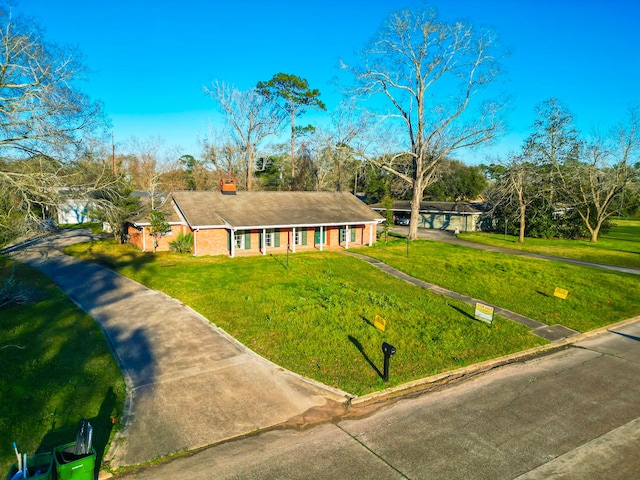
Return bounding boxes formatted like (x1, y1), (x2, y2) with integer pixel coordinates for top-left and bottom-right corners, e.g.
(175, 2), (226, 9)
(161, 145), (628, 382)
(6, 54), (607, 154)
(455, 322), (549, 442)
(220, 179), (236, 195)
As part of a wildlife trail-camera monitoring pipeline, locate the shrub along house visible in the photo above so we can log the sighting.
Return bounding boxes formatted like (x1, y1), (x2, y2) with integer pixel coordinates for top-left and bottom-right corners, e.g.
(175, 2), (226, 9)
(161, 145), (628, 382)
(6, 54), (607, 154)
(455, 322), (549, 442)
(127, 181), (385, 257)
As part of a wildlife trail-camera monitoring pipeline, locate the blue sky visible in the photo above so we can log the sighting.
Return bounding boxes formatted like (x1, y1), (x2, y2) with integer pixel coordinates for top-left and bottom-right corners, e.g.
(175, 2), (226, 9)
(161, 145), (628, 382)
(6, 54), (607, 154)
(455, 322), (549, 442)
(22, 0), (640, 163)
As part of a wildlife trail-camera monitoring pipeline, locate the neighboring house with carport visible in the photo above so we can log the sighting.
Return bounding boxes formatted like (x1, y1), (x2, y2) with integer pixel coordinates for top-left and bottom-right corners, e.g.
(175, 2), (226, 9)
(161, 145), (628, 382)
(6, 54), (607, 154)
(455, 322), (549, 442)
(370, 200), (486, 232)
(126, 182), (385, 256)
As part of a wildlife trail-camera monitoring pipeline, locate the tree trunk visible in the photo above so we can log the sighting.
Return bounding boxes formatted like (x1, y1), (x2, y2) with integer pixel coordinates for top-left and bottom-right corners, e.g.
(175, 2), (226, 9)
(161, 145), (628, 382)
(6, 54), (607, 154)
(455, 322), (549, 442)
(589, 222), (601, 243)
(246, 146), (254, 191)
(518, 204), (526, 244)
(290, 113), (296, 190)
(408, 181), (422, 240)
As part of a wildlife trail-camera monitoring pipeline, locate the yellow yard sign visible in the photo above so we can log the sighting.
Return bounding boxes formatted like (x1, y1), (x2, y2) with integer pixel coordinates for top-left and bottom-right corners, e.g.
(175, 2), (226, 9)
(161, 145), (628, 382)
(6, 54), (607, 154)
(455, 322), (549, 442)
(554, 287), (569, 300)
(374, 315), (387, 331)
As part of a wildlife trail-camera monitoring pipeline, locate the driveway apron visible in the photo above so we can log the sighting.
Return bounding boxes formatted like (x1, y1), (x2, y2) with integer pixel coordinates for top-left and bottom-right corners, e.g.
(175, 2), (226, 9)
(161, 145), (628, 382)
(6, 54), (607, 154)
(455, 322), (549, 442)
(5, 231), (348, 468)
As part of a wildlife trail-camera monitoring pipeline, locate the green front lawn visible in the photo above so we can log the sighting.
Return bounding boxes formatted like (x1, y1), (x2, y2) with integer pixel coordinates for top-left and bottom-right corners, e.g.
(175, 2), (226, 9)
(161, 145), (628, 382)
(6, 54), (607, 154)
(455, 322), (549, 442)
(362, 239), (640, 332)
(64, 240), (546, 396)
(459, 219), (640, 269)
(0, 258), (126, 473)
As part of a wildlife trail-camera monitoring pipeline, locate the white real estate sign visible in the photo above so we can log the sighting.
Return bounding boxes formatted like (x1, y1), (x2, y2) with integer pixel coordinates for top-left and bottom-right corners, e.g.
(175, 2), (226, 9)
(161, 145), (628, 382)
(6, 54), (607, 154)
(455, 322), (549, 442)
(475, 303), (495, 324)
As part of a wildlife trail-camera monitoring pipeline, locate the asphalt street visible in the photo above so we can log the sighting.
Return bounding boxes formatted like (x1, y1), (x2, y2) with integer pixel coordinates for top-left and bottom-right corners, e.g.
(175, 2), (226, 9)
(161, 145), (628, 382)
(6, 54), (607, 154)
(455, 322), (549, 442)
(116, 319), (640, 480)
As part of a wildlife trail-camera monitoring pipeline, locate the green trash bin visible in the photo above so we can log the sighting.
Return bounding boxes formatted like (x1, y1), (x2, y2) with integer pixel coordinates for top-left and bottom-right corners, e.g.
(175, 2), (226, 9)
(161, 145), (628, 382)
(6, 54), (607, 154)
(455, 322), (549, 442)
(53, 442), (95, 480)
(6, 451), (54, 480)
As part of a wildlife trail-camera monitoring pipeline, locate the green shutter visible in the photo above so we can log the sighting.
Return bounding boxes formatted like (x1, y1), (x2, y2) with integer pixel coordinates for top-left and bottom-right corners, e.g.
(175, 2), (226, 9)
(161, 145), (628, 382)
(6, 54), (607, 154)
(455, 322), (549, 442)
(227, 230), (231, 251)
(315, 228), (320, 244)
(259, 231), (263, 249)
(302, 229), (307, 246)
(245, 231), (251, 249)
(351, 227), (356, 242)
(274, 230), (280, 247)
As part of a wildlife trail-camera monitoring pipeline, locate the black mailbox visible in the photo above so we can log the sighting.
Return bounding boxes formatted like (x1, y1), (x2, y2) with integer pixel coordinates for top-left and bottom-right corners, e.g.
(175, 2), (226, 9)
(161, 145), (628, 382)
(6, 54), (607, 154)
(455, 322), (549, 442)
(381, 342), (396, 382)
(382, 342), (396, 357)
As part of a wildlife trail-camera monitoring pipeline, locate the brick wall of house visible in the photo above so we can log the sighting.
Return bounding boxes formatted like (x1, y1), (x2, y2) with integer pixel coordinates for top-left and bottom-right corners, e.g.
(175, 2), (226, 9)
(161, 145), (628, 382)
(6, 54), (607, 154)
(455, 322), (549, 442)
(127, 223), (184, 252)
(193, 228), (230, 256)
(129, 223), (380, 256)
(128, 224), (144, 250)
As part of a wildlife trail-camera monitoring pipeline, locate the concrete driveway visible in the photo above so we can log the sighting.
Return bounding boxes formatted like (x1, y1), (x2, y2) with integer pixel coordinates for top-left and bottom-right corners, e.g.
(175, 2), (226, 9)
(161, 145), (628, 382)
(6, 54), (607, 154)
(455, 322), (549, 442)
(115, 319), (640, 479)
(5, 230), (349, 468)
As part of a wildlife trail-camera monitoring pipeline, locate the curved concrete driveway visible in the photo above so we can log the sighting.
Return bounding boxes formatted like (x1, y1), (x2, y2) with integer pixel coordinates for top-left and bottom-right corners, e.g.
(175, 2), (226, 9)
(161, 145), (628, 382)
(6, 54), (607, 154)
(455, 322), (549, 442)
(5, 230), (349, 468)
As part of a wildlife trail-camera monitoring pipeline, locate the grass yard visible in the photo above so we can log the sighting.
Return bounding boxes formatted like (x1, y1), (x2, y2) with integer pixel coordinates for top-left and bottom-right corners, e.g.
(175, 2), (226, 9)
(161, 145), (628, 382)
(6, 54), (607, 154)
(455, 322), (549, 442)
(459, 219), (640, 269)
(64, 240), (546, 396)
(0, 258), (126, 473)
(362, 239), (640, 332)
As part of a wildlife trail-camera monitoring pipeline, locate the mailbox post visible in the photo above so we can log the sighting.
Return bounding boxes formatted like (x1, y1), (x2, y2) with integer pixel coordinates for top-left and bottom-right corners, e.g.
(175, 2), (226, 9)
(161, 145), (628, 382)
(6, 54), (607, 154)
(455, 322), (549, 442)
(381, 342), (396, 382)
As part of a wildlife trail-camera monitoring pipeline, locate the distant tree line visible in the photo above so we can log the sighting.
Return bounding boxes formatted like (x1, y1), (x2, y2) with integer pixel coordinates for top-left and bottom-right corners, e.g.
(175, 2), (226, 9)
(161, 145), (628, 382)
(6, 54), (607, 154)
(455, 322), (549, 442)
(482, 99), (639, 243)
(1, 3), (638, 249)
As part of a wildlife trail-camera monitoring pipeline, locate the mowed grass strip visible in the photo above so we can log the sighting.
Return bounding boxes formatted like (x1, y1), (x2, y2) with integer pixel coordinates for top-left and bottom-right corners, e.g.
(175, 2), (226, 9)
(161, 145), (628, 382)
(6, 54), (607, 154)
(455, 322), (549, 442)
(0, 257), (126, 473)
(64, 241), (545, 396)
(459, 219), (640, 269)
(362, 239), (640, 332)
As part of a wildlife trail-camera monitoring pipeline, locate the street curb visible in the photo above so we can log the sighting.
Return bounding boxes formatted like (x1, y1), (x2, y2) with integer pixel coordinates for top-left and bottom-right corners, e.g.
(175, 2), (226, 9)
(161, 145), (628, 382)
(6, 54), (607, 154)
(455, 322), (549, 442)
(349, 314), (640, 407)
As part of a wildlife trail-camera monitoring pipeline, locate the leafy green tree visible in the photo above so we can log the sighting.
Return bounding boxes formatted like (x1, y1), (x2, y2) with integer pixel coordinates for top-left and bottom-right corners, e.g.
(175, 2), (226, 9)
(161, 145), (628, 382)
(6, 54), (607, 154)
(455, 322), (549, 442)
(424, 160), (487, 201)
(89, 176), (140, 243)
(256, 73), (326, 189)
(524, 98), (581, 206)
(255, 154), (286, 191)
(179, 155), (198, 190)
(381, 195), (395, 243)
(149, 209), (170, 252)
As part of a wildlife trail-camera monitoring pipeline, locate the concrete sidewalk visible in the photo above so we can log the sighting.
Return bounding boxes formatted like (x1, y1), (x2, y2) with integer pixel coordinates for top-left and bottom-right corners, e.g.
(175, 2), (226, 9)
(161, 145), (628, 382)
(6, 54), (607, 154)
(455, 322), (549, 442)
(5, 230), (350, 469)
(344, 251), (580, 342)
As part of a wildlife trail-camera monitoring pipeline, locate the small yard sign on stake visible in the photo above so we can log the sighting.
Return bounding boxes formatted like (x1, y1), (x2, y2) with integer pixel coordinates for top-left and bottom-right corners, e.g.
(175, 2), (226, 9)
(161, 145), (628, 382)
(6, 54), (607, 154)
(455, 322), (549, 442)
(474, 303), (495, 324)
(554, 287), (569, 300)
(374, 315), (387, 331)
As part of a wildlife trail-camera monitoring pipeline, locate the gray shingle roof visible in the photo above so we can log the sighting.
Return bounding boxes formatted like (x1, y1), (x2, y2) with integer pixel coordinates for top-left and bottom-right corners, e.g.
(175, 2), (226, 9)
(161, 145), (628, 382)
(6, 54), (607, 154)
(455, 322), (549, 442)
(170, 191), (384, 229)
(129, 195), (182, 225)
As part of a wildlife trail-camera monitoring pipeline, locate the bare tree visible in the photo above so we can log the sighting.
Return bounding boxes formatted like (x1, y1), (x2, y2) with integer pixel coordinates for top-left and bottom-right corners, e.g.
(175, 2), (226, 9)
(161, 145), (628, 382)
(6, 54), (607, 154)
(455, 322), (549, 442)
(0, 8), (109, 242)
(205, 82), (285, 190)
(524, 98), (581, 207)
(122, 137), (170, 209)
(0, 9), (105, 158)
(559, 111), (639, 242)
(489, 154), (542, 243)
(343, 5), (504, 239)
(200, 129), (246, 188)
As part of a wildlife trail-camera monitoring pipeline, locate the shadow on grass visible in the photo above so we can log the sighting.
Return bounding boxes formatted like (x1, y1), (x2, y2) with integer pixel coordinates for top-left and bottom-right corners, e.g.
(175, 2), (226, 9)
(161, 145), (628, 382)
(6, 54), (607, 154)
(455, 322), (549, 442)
(449, 304), (495, 327)
(449, 304), (476, 321)
(348, 335), (383, 379)
(536, 290), (552, 298)
(359, 315), (374, 328)
(37, 387), (117, 467)
(269, 254), (289, 271)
